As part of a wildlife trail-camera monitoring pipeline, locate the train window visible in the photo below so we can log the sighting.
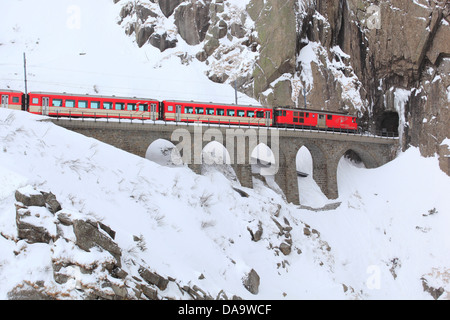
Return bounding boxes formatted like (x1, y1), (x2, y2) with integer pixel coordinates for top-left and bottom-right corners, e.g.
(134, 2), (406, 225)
(127, 103), (136, 111)
(217, 109), (224, 116)
(65, 100), (75, 108)
(91, 101), (100, 109)
(319, 114), (324, 119)
(103, 102), (113, 110)
(275, 110), (282, 116)
(305, 112), (309, 118)
(256, 111), (264, 118)
(79, 101), (88, 108)
(52, 99), (63, 107)
(300, 112), (304, 117)
(116, 102), (124, 110)
(167, 105), (173, 111)
(237, 110), (245, 117)
(283, 111), (286, 116)
(139, 104), (148, 112)
(327, 115), (332, 120)
(195, 107), (204, 114)
(299, 118), (304, 123)
(227, 109), (235, 116)
(294, 111), (299, 117)
(293, 117), (298, 123)
(32, 98), (39, 104)
(185, 106), (193, 114)
(206, 108), (214, 115)
(247, 111), (255, 117)
(12, 97), (20, 103)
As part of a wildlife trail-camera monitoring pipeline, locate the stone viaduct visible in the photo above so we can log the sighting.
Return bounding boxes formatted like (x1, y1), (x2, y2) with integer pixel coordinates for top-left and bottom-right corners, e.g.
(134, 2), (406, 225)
(50, 119), (398, 205)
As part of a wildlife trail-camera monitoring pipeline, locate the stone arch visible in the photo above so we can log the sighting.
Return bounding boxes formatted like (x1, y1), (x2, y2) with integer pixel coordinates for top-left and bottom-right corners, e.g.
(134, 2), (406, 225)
(335, 145), (383, 170)
(145, 138), (183, 167)
(268, 138), (332, 204)
(300, 141), (331, 199)
(296, 145), (329, 206)
(250, 143), (276, 175)
(201, 141), (237, 182)
(296, 146), (313, 177)
(249, 142), (284, 195)
(333, 145), (384, 198)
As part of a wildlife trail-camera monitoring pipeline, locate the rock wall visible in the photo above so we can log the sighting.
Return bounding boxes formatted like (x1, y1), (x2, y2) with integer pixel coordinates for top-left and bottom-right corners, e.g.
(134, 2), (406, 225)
(114, 0), (450, 174)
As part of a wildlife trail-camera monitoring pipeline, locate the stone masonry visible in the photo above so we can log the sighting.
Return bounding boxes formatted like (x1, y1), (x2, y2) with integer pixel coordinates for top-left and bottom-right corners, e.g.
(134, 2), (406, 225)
(50, 119), (397, 205)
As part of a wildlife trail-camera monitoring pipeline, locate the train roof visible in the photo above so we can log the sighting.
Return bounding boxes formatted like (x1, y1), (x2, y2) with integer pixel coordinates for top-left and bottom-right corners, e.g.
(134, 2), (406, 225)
(28, 91), (159, 101)
(275, 106), (353, 116)
(162, 99), (267, 109)
(0, 89), (24, 94)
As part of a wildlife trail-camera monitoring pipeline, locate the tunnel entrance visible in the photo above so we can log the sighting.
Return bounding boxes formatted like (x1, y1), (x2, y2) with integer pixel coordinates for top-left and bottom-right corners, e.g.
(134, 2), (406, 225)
(377, 111), (399, 136)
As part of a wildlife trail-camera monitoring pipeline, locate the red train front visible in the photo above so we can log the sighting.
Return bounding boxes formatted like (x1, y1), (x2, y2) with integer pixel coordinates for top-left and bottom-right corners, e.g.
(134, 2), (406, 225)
(274, 107), (358, 132)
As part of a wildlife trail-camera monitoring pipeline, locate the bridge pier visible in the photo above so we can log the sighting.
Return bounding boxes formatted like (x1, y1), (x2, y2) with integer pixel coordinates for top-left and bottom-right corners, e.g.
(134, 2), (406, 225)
(232, 164), (253, 189)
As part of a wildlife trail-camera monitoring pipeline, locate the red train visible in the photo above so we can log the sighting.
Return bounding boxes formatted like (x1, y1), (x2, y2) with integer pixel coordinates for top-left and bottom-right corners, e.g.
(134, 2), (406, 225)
(0, 89), (358, 132)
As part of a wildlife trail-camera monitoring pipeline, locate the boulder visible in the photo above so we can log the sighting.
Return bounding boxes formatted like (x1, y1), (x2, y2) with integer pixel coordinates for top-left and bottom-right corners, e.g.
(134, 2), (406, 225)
(135, 4), (158, 22)
(138, 283), (159, 300)
(247, 221), (263, 242)
(41, 191), (62, 214)
(242, 269), (260, 295)
(136, 25), (155, 48)
(279, 242), (291, 256)
(174, 1), (211, 45)
(15, 204), (56, 244)
(149, 32), (178, 52)
(72, 219), (122, 267)
(138, 266), (169, 291)
(230, 22), (246, 39)
(159, 0), (184, 18)
(7, 282), (55, 300)
(15, 186), (45, 207)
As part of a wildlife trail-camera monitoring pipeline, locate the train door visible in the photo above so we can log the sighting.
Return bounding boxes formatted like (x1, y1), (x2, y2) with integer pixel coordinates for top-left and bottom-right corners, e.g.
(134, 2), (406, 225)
(150, 103), (157, 121)
(265, 111), (271, 126)
(317, 114), (326, 129)
(175, 104), (181, 122)
(1, 95), (8, 108)
(42, 97), (50, 116)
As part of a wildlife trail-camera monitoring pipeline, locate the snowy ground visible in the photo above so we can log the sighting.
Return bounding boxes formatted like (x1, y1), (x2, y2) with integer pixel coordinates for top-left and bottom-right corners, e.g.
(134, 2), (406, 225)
(0, 108), (449, 300)
(1, 0), (449, 300)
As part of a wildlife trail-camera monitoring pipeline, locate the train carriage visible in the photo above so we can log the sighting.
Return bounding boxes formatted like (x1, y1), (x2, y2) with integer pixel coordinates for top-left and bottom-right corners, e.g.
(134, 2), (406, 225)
(0, 90), (25, 111)
(1, 88), (360, 133)
(28, 92), (160, 120)
(274, 107), (357, 132)
(162, 100), (273, 127)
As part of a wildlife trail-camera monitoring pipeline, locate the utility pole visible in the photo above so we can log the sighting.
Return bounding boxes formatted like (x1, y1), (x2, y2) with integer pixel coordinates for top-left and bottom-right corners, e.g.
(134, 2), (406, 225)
(23, 52), (28, 110)
(234, 79), (238, 105)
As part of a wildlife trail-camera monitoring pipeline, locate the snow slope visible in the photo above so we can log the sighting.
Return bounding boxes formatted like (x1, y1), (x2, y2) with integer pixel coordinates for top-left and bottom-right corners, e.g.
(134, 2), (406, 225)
(0, 109), (449, 300)
(1, 0), (449, 300)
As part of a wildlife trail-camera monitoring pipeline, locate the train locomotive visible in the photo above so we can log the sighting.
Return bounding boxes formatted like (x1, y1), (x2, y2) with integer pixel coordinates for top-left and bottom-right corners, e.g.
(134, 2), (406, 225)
(0, 89), (358, 132)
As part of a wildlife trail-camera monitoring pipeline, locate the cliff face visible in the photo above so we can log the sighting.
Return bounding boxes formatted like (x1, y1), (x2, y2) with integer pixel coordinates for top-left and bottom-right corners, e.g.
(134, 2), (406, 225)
(115, 0), (449, 174)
